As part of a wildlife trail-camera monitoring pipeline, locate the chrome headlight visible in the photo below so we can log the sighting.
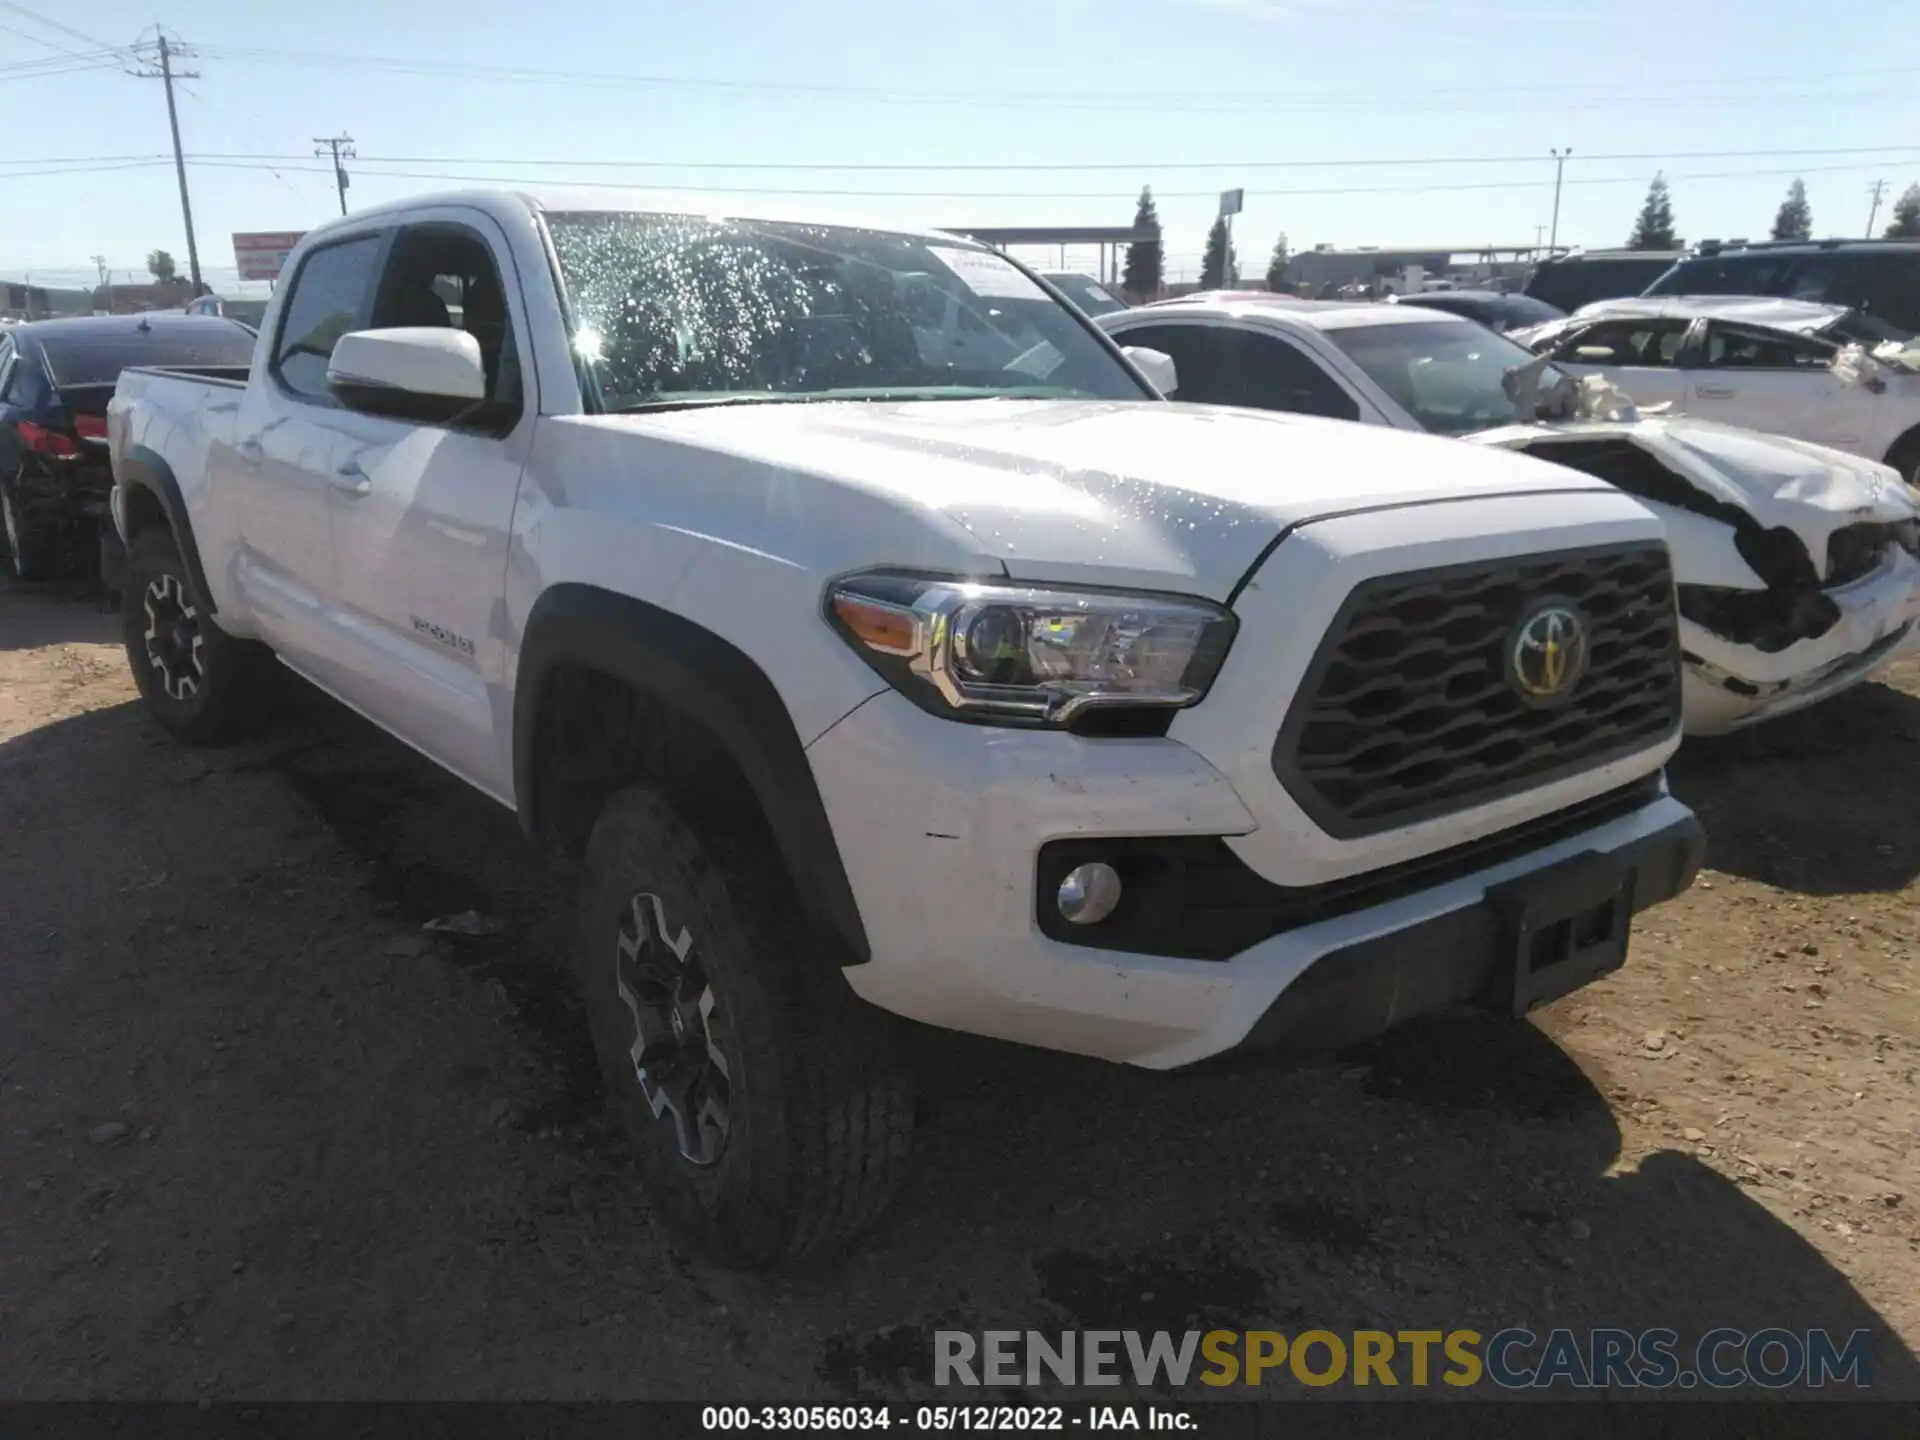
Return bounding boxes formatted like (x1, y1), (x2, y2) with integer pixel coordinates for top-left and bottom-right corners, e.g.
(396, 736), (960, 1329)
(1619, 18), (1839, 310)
(825, 572), (1236, 727)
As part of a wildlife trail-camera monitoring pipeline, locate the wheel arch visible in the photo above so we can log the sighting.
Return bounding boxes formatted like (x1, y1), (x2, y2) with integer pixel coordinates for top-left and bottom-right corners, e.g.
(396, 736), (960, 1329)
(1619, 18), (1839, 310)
(1884, 422), (1920, 483)
(115, 444), (217, 614)
(514, 583), (871, 965)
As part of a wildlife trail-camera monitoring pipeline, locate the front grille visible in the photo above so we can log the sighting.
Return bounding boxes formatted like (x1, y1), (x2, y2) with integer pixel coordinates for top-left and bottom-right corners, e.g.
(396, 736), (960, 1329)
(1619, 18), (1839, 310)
(1273, 543), (1681, 838)
(1824, 523), (1894, 589)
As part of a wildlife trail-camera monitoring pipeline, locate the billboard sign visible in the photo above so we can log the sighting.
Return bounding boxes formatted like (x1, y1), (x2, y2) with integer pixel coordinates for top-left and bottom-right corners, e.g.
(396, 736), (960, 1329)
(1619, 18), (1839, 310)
(1218, 189), (1244, 217)
(232, 231), (307, 283)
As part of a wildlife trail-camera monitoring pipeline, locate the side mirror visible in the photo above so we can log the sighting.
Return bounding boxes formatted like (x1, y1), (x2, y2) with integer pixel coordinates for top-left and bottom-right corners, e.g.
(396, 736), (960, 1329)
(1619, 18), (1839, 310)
(328, 327), (487, 423)
(1124, 345), (1179, 396)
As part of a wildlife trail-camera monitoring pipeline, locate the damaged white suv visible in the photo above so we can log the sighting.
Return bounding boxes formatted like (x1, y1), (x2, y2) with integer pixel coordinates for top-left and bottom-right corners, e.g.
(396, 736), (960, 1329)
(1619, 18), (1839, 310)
(1103, 297), (1920, 734)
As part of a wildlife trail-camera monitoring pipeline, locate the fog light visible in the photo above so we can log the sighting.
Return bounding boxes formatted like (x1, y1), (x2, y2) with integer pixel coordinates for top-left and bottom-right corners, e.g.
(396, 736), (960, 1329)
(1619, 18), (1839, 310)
(1057, 862), (1122, 925)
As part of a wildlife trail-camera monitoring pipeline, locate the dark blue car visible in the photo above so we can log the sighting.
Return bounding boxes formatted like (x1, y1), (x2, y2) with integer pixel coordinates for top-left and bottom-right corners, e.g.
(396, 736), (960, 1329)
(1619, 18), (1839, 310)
(0, 312), (254, 581)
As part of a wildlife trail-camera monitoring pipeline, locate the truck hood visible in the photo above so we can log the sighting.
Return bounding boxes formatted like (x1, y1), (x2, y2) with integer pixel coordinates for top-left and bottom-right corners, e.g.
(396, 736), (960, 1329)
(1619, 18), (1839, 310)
(1471, 416), (1918, 582)
(610, 399), (1615, 597)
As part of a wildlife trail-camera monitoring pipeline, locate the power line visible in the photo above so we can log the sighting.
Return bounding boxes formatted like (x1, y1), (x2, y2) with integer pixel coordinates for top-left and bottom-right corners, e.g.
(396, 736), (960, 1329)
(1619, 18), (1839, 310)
(172, 153), (1920, 201)
(8, 142), (1920, 174)
(0, 19), (108, 64)
(183, 45), (1920, 113)
(0, 0), (121, 54)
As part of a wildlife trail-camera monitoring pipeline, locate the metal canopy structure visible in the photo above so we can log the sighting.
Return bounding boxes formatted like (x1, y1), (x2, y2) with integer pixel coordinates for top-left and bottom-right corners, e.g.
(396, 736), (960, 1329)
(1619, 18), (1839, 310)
(941, 224), (1158, 288)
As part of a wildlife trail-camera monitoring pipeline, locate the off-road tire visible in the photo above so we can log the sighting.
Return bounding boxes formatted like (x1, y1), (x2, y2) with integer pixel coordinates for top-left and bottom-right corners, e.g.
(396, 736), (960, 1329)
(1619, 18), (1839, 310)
(120, 528), (269, 745)
(1, 475), (55, 582)
(577, 786), (913, 1269)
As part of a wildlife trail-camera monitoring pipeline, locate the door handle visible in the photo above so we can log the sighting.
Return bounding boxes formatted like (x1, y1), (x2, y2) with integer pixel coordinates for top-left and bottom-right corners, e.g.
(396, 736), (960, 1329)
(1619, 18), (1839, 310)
(1694, 385), (1737, 399)
(329, 460), (371, 498)
(236, 436), (265, 465)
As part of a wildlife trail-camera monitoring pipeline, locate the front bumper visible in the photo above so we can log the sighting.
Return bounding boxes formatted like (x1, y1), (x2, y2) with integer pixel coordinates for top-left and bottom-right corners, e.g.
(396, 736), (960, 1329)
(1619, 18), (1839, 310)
(808, 689), (1698, 1070)
(1680, 549), (1920, 735)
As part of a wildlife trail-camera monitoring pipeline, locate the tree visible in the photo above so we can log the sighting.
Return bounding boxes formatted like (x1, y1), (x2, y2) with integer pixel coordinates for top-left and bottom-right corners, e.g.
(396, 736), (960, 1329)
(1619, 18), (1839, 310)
(1200, 217), (1238, 289)
(1627, 174), (1679, 251)
(1122, 187), (1164, 299)
(1770, 179), (1813, 241)
(1264, 231), (1291, 291)
(1887, 184), (1920, 240)
(146, 249), (177, 283)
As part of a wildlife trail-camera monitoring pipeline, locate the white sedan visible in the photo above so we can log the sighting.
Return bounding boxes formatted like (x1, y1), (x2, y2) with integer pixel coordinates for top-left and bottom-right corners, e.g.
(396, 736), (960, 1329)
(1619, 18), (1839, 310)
(1099, 296), (1920, 736)
(1510, 296), (1920, 484)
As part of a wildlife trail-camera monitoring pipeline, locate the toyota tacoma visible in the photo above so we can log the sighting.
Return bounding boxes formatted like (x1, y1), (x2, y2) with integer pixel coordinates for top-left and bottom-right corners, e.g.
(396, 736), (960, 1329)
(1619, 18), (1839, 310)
(107, 191), (1703, 1267)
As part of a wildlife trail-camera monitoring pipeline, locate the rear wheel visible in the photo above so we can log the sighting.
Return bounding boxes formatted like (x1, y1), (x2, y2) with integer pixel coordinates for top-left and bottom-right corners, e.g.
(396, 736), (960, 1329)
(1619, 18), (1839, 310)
(1, 475), (55, 582)
(577, 786), (913, 1269)
(120, 528), (269, 745)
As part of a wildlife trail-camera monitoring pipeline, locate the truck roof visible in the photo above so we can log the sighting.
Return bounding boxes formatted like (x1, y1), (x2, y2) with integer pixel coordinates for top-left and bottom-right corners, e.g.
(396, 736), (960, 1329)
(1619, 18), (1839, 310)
(294, 188), (985, 252)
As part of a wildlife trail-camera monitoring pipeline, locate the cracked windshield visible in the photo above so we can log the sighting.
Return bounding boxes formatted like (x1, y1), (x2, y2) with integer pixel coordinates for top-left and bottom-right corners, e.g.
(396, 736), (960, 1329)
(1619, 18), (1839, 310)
(546, 212), (1147, 409)
(6, 0), (1920, 1425)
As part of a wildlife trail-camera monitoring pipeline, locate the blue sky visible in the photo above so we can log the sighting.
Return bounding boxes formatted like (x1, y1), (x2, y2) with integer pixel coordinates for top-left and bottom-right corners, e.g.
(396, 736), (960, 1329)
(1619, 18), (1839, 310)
(5, 0), (1920, 293)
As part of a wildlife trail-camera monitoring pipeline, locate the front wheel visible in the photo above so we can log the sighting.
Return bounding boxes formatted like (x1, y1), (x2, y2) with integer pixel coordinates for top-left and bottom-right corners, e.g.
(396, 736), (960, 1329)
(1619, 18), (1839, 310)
(577, 787), (913, 1269)
(120, 528), (269, 745)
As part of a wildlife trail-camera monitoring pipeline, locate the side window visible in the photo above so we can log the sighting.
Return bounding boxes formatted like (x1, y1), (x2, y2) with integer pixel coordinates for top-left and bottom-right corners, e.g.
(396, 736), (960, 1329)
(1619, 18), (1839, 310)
(0, 341), (15, 403)
(1554, 319), (1687, 367)
(273, 236), (383, 401)
(1233, 333), (1359, 420)
(1113, 323), (1241, 404)
(1851, 255), (1920, 333)
(369, 225), (523, 418)
(1703, 323), (1835, 371)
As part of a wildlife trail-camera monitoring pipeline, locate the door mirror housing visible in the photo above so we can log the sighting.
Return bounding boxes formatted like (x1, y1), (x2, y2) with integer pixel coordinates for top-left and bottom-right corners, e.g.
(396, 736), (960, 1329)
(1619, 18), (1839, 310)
(328, 327), (488, 423)
(1124, 345), (1179, 396)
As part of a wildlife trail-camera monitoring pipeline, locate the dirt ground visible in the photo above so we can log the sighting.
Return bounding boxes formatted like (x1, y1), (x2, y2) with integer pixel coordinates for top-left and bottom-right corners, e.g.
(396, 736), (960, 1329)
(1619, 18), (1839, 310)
(2, 575), (1917, 1402)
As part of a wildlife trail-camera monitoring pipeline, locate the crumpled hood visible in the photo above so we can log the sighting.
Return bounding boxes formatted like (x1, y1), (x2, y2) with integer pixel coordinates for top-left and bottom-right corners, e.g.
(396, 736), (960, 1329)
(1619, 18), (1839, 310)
(1471, 415), (1917, 579)
(611, 398), (1616, 596)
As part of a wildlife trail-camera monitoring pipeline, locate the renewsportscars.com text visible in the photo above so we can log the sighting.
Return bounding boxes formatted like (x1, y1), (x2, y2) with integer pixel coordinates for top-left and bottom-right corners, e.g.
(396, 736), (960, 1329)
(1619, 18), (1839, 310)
(934, 1327), (1873, 1390)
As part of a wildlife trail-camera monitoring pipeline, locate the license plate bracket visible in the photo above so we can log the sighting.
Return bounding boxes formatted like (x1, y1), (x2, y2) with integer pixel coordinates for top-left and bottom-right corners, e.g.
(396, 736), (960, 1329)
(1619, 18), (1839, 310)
(1487, 852), (1637, 1018)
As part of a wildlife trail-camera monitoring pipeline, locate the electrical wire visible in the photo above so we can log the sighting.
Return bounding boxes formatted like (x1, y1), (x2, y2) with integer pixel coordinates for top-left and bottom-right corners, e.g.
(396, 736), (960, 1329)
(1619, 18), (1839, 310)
(183, 45), (1920, 114)
(0, 1), (123, 55)
(6, 143), (1920, 175)
(170, 154), (1920, 201)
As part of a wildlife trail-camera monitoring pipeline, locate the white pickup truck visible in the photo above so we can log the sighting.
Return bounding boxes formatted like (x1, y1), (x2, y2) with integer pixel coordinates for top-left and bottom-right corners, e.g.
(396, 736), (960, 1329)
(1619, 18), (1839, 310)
(107, 190), (1703, 1267)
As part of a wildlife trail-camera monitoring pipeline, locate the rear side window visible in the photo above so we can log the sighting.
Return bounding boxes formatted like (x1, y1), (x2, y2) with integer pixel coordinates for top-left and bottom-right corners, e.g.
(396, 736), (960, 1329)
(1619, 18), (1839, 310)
(1787, 253), (1920, 334)
(273, 235), (383, 400)
(1701, 323), (1836, 370)
(1526, 258), (1674, 311)
(39, 327), (256, 387)
(1645, 254), (1792, 298)
(3, 342), (49, 406)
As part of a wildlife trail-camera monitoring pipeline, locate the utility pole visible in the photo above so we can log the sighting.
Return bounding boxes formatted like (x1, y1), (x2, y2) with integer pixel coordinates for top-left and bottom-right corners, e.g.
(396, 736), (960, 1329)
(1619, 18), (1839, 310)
(1548, 148), (1572, 253)
(132, 33), (204, 293)
(315, 134), (355, 215)
(1867, 179), (1888, 238)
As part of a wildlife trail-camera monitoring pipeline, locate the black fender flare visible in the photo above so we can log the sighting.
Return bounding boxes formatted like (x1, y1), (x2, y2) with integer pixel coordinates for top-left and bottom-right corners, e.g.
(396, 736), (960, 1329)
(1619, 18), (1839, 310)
(514, 583), (870, 964)
(116, 444), (218, 615)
